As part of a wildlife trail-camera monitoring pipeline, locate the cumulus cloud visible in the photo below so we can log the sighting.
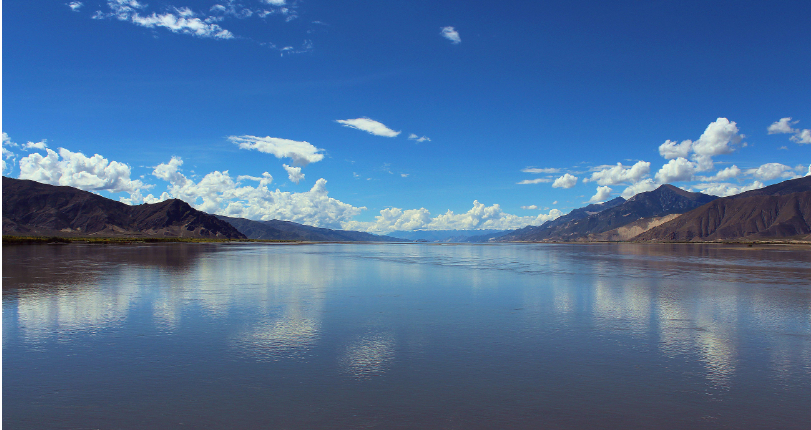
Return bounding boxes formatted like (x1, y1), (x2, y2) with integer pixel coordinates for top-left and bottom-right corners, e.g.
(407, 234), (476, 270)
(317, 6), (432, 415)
(691, 118), (743, 170)
(654, 157), (696, 183)
(440, 26), (461, 44)
(229, 135), (324, 166)
(695, 165), (741, 182)
(408, 134), (431, 143)
(149, 157), (363, 228)
(745, 163), (797, 181)
(2, 133), (19, 175)
(621, 179), (658, 199)
(585, 161), (650, 185)
(17, 147), (148, 196)
(517, 178), (553, 185)
(792, 129), (811, 144)
(691, 181), (764, 197)
(659, 118), (744, 171)
(521, 167), (560, 174)
(343, 202), (563, 233)
(335, 118), (400, 137)
(68, 2), (83, 11)
(552, 173), (578, 189)
(659, 139), (693, 159)
(588, 186), (613, 203)
(23, 139), (48, 150)
(768, 117), (798, 134)
(283, 164), (304, 184)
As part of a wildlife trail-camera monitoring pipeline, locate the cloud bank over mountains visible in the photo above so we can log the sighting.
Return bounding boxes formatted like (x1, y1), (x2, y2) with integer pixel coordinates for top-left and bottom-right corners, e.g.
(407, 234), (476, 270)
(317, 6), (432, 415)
(3, 115), (809, 233)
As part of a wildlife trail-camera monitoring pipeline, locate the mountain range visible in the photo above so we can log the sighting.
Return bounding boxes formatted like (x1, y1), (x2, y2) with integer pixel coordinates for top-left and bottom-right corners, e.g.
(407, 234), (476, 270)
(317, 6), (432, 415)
(4, 175), (810, 243)
(215, 215), (402, 242)
(2, 177), (245, 239)
(636, 176), (811, 242)
(496, 185), (718, 242)
(2, 177), (404, 242)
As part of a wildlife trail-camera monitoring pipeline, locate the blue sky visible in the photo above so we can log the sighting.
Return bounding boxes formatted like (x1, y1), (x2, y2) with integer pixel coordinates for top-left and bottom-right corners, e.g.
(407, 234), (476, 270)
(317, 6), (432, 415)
(3, 0), (810, 232)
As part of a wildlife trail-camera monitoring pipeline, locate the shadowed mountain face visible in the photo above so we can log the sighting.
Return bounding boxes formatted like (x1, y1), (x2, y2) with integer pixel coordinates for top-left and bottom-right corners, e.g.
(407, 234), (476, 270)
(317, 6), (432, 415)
(2, 177), (246, 239)
(636, 176), (811, 242)
(498, 185), (717, 242)
(215, 215), (404, 242)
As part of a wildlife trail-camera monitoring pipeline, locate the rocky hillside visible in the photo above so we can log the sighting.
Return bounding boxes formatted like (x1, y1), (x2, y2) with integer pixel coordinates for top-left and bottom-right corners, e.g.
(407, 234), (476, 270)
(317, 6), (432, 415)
(2, 177), (246, 239)
(635, 176), (811, 242)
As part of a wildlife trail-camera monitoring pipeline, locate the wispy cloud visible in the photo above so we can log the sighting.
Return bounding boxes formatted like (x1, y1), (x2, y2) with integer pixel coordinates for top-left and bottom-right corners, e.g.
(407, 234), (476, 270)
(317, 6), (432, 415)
(336, 118), (400, 137)
(68, 1), (83, 12)
(440, 26), (461, 44)
(408, 134), (431, 143)
(517, 178), (553, 185)
(85, 1), (309, 52)
(521, 167), (560, 174)
(229, 135), (325, 166)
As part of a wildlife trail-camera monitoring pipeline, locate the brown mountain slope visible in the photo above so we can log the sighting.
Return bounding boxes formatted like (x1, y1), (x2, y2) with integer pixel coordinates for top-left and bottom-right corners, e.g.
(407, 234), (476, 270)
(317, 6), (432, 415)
(2, 177), (246, 239)
(635, 187), (811, 242)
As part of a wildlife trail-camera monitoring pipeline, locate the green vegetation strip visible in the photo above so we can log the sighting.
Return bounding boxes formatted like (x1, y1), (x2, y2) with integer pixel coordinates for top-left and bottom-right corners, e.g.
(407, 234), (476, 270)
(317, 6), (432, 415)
(2, 235), (300, 244)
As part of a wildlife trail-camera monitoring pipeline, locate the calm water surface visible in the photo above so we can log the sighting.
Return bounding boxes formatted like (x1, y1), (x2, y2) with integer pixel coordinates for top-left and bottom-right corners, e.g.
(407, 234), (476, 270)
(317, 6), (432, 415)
(3, 243), (810, 429)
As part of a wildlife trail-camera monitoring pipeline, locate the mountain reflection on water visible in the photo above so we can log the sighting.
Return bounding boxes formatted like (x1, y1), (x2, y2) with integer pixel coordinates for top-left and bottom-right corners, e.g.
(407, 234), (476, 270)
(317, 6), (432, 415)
(3, 243), (810, 429)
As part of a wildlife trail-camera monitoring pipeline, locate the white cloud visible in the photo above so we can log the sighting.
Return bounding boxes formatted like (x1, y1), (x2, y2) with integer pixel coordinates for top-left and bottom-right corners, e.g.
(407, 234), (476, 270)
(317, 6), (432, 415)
(585, 161), (650, 185)
(517, 178), (553, 185)
(695, 165), (741, 182)
(95, 1), (235, 39)
(150, 157), (364, 228)
(18, 147), (148, 196)
(23, 140), (48, 150)
(408, 134), (431, 143)
(807, 165), (811, 177)
(791, 129), (811, 144)
(768, 117), (811, 144)
(68, 2), (83, 11)
(588, 186), (612, 203)
(621, 179), (658, 199)
(2, 133), (19, 175)
(690, 118), (743, 171)
(343, 202), (563, 233)
(768, 117), (798, 134)
(658, 139), (693, 159)
(400, 173), (409, 178)
(283, 164), (304, 184)
(659, 118), (744, 171)
(552, 173), (578, 189)
(229, 135), (324, 166)
(440, 26), (461, 44)
(521, 205), (539, 210)
(654, 157), (696, 183)
(264, 0), (287, 5)
(521, 167), (560, 174)
(335, 118), (400, 137)
(130, 12), (234, 39)
(745, 163), (797, 181)
(691, 181), (764, 197)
